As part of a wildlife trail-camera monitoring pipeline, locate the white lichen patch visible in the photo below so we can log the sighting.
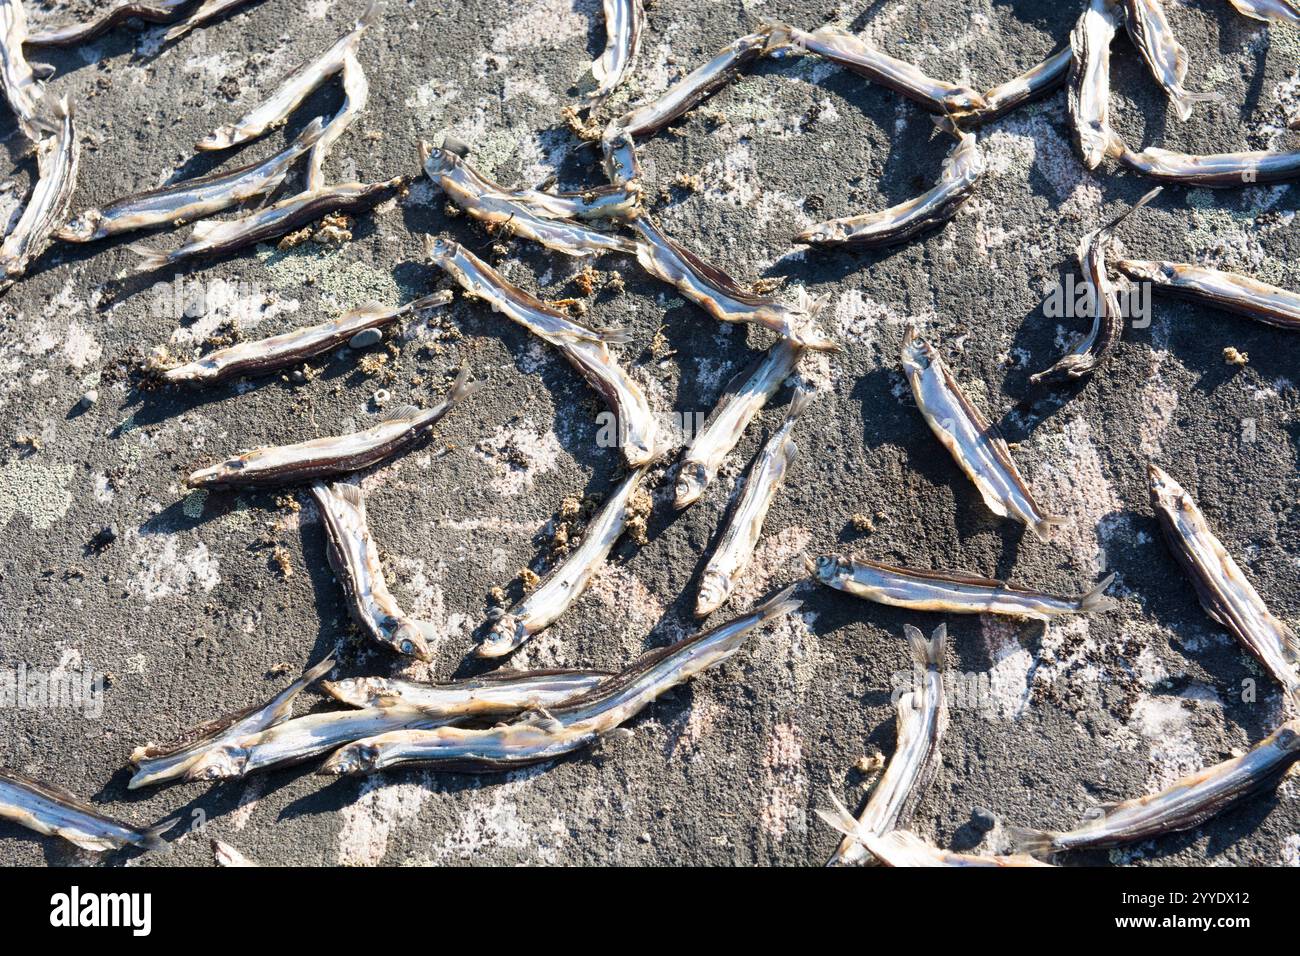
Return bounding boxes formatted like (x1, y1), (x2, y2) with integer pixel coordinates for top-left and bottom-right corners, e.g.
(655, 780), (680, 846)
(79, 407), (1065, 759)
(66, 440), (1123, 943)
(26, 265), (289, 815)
(255, 244), (405, 312)
(1127, 696), (1207, 791)
(125, 531), (221, 601)
(490, 0), (594, 53)
(336, 776), (433, 865)
(474, 421), (564, 495)
(586, 564), (671, 658)
(0, 459), (74, 530)
(978, 616), (1034, 720)
(759, 721), (807, 841)
(1030, 416), (1121, 575)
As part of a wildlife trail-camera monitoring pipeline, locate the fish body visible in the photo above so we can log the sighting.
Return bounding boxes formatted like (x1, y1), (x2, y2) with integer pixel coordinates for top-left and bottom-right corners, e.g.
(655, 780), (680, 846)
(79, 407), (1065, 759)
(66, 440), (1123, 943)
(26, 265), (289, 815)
(312, 481), (439, 661)
(1010, 720), (1300, 857)
(186, 365), (475, 488)
(959, 47), (1072, 127)
(1225, 0), (1300, 23)
(321, 669), (613, 713)
(0, 95), (78, 288)
(428, 237), (657, 466)
(1122, 0), (1208, 121)
(1115, 259), (1300, 331)
(1148, 464), (1298, 698)
(812, 555), (1117, 621)
(162, 291), (451, 384)
(489, 182), (641, 223)
(675, 338), (803, 509)
(903, 325), (1061, 538)
(796, 123), (983, 247)
(600, 128), (641, 186)
(27, 1), (191, 46)
(1069, 0), (1122, 170)
(589, 0), (643, 101)
(849, 830), (1053, 867)
(827, 624), (948, 866)
(480, 466), (650, 657)
(0, 769), (165, 852)
(306, 48), (369, 191)
(1117, 144), (1300, 186)
(631, 213), (837, 352)
(320, 586), (803, 775)
(127, 656), (334, 788)
(164, 0), (261, 42)
(0, 0), (52, 143)
(61, 118), (325, 243)
(696, 389), (811, 617)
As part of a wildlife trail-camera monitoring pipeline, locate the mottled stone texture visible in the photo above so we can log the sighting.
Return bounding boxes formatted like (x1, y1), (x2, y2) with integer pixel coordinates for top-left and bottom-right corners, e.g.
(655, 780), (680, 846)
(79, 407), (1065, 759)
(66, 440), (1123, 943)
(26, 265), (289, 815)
(0, 0), (1296, 866)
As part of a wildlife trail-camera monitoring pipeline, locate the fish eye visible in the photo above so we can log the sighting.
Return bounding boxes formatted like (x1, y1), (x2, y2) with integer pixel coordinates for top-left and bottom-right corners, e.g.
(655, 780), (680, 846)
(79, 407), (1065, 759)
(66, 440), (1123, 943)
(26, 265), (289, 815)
(400, 639), (414, 654)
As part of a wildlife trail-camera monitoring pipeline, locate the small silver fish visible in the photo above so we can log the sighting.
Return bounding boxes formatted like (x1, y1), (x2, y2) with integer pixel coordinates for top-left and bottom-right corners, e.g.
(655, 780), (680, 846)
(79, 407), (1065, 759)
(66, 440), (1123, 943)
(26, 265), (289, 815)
(1115, 259), (1300, 331)
(422, 141), (637, 258)
(164, 0), (262, 42)
(588, 0), (643, 101)
(903, 325), (1063, 538)
(60, 117), (326, 243)
(312, 480), (441, 661)
(769, 23), (985, 115)
(1149, 464), (1298, 698)
(0, 95), (78, 289)
(0, 0), (53, 143)
(131, 176), (406, 272)
(428, 237), (658, 467)
(824, 827), (1052, 867)
(610, 29), (775, 138)
(480, 466), (650, 658)
(631, 212), (837, 352)
(197, 2), (376, 151)
(186, 365), (476, 488)
(319, 586), (803, 775)
(826, 623), (948, 866)
(27, 1), (191, 47)
(321, 669), (613, 713)
(485, 181), (642, 223)
(1121, 0), (1216, 121)
(957, 47), (1072, 127)
(211, 839), (258, 867)
(0, 769), (166, 852)
(675, 339), (803, 510)
(161, 291), (452, 385)
(306, 48), (369, 191)
(696, 388), (811, 617)
(812, 555), (1118, 620)
(796, 120), (983, 247)
(1116, 143), (1300, 187)
(185, 704), (444, 780)
(1008, 719), (1300, 857)
(1068, 0), (1122, 170)
(127, 656), (334, 788)
(1029, 187), (1160, 387)
(1225, 0), (1300, 24)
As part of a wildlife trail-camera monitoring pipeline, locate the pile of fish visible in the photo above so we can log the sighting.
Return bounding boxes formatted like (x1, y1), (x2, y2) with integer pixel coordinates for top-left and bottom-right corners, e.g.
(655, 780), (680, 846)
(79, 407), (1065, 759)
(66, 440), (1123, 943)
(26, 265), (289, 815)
(0, 0), (1297, 867)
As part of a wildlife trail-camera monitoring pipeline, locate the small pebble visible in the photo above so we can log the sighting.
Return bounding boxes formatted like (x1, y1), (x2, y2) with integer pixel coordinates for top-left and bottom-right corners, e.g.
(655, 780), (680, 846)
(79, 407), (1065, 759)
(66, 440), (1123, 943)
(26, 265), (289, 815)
(970, 806), (996, 833)
(79, 389), (97, 409)
(349, 328), (383, 349)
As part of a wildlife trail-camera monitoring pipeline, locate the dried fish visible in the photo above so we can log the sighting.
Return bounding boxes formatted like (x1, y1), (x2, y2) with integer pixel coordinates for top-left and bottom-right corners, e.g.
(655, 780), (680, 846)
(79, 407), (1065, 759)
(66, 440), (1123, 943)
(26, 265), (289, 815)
(903, 326), (1063, 538)
(321, 669), (612, 713)
(0, 0), (53, 143)
(162, 291), (452, 385)
(127, 656), (334, 788)
(1029, 187), (1160, 387)
(588, 0), (643, 101)
(1068, 0), (1122, 170)
(306, 49), (369, 191)
(825, 828), (1052, 867)
(1226, 0), (1300, 24)
(319, 585), (803, 775)
(826, 623), (948, 866)
(696, 388), (811, 617)
(1115, 259), (1300, 331)
(0, 769), (166, 852)
(600, 127), (641, 186)
(1149, 465), (1299, 698)
(675, 338), (803, 510)
(796, 120), (983, 247)
(186, 365), (476, 489)
(0, 96), (79, 290)
(60, 117), (326, 243)
(164, 0), (261, 42)
(631, 213), (837, 352)
(212, 839), (258, 867)
(957, 47), (1072, 127)
(421, 142), (637, 257)
(812, 555), (1118, 620)
(1009, 719), (1300, 857)
(480, 466), (650, 657)
(197, 2), (376, 151)
(610, 29), (774, 138)
(131, 175), (406, 272)
(1116, 143), (1300, 186)
(27, 1), (191, 47)
(768, 23), (985, 115)
(185, 704), (444, 780)
(428, 237), (658, 466)
(1122, 0), (1214, 121)
(488, 181), (641, 223)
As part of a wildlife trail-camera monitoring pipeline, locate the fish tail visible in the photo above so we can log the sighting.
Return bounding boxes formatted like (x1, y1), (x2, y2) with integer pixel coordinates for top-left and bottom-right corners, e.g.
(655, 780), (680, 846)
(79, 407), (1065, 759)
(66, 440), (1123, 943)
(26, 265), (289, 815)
(785, 384), (816, 421)
(814, 787), (863, 841)
(904, 623), (947, 669)
(754, 582), (803, 622)
(1080, 573), (1119, 613)
(597, 326), (635, 345)
(407, 290), (454, 312)
(139, 818), (172, 851)
(445, 364), (481, 405)
(356, 0), (383, 31)
(1033, 515), (1069, 540)
(1004, 824), (1059, 860)
(126, 241), (168, 273)
(1097, 186), (1162, 240)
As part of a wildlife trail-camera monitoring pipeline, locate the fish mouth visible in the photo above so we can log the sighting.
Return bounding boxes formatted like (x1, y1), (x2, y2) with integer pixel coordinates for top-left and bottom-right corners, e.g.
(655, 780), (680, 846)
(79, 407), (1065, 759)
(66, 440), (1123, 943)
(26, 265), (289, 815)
(184, 466), (221, 488)
(694, 574), (728, 618)
(475, 620), (520, 659)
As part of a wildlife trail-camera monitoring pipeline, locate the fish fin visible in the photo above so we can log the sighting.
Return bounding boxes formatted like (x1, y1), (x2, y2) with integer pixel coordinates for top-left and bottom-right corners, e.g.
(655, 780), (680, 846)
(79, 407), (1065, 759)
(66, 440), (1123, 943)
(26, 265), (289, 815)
(815, 787), (864, 842)
(1033, 515), (1069, 540)
(754, 582), (803, 621)
(126, 241), (168, 272)
(445, 364), (481, 405)
(330, 482), (366, 511)
(904, 623), (947, 669)
(1003, 825), (1059, 860)
(785, 385), (816, 421)
(763, 22), (797, 53)
(407, 290), (454, 312)
(355, 0), (383, 31)
(379, 403), (422, 423)
(140, 818), (172, 851)
(441, 134), (472, 158)
(597, 326), (635, 345)
(1080, 573), (1118, 613)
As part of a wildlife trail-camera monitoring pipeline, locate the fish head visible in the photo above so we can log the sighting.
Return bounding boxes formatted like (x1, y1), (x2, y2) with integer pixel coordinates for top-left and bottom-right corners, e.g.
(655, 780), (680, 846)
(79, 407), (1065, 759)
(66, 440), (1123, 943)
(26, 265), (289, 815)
(673, 463), (709, 509)
(420, 140), (459, 179)
(425, 236), (456, 264)
(1146, 463), (1189, 514)
(184, 745), (248, 781)
(321, 742), (381, 776)
(1275, 722), (1300, 753)
(476, 616), (523, 659)
(694, 571), (731, 618)
(811, 554), (849, 584)
(57, 210), (105, 243)
(899, 325), (934, 376)
(943, 89), (988, 115)
(388, 620), (434, 662)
